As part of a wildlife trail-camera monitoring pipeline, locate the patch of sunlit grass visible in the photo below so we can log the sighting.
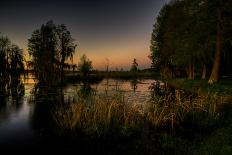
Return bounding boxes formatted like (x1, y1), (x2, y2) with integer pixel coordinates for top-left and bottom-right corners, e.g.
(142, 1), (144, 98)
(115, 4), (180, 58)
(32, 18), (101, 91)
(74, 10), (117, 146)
(147, 91), (223, 129)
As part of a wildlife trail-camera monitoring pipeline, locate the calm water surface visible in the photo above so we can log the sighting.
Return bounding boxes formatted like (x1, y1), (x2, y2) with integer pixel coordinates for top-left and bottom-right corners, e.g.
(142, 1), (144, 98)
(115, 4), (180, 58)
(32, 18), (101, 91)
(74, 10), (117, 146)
(0, 77), (165, 149)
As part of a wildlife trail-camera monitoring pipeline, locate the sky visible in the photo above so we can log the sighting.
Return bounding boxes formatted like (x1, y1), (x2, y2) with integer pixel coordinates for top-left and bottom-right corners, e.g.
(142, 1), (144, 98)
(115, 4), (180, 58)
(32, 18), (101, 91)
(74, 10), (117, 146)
(0, 0), (169, 70)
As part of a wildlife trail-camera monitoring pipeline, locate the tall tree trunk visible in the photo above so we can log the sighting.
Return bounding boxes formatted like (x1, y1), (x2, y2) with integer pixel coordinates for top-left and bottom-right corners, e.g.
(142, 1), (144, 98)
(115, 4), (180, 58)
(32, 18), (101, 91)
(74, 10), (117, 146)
(188, 64), (190, 79)
(188, 63), (194, 80)
(61, 37), (65, 86)
(61, 57), (65, 86)
(208, 9), (222, 84)
(201, 64), (206, 79)
(61, 64), (64, 85)
(192, 64), (195, 80)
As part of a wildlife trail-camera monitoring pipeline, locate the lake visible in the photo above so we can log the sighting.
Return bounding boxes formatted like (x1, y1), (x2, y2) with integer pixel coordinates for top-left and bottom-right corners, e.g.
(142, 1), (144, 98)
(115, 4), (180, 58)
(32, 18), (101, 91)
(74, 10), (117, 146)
(0, 77), (165, 150)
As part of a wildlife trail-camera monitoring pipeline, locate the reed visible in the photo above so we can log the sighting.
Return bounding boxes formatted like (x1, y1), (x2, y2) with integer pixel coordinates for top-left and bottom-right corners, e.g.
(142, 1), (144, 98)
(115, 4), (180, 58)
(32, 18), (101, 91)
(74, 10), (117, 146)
(147, 90), (222, 129)
(53, 91), (144, 135)
(53, 89), (227, 135)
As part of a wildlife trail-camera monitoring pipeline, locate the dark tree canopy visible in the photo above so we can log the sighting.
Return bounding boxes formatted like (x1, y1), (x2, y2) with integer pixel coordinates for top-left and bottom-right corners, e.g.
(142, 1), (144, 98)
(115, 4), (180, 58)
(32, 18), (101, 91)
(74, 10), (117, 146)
(130, 58), (139, 72)
(28, 20), (76, 85)
(77, 54), (92, 78)
(0, 34), (24, 78)
(150, 0), (232, 82)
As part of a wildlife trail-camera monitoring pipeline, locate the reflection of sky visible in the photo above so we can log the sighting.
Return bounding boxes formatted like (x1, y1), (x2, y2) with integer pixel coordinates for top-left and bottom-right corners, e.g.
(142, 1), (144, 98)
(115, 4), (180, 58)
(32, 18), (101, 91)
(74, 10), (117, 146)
(63, 79), (159, 105)
(0, 97), (34, 144)
(0, 75), (36, 144)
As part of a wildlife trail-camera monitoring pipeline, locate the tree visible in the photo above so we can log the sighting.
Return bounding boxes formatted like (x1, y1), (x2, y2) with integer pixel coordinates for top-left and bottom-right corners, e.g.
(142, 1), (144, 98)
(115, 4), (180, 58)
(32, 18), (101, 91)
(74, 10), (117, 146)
(56, 24), (77, 84)
(28, 20), (58, 84)
(72, 64), (77, 73)
(0, 35), (11, 77)
(78, 54), (92, 78)
(105, 58), (110, 72)
(0, 34), (24, 78)
(9, 44), (24, 77)
(130, 58), (138, 72)
(150, 0), (232, 82)
(28, 20), (76, 85)
(208, 0), (232, 84)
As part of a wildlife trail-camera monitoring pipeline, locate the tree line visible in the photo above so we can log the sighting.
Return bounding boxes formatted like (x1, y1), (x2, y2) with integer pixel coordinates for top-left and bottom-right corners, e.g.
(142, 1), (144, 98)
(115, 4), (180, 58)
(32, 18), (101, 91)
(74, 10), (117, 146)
(0, 34), (24, 80)
(1, 18), (141, 86)
(150, 0), (232, 83)
(1, 21), (92, 86)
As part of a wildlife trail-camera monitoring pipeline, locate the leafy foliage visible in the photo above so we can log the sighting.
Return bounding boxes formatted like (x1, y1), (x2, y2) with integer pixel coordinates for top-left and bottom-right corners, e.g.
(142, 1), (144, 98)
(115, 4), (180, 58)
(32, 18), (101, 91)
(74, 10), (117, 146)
(150, 0), (232, 82)
(28, 21), (76, 85)
(0, 34), (24, 78)
(78, 54), (92, 77)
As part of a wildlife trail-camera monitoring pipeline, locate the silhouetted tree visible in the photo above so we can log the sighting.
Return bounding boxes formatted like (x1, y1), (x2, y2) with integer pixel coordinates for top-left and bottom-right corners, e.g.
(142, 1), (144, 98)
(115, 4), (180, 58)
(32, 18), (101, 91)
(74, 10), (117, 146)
(71, 64), (76, 72)
(56, 24), (76, 84)
(0, 34), (24, 78)
(208, 0), (232, 84)
(0, 35), (10, 77)
(78, 54), (92, 78)
(150, 0), (232, 82)
(28, 20), (77, 85)
(105, 58), (110, 72)
(0, 34), (25, 98)
(28, 20), (58, 85)
(9, 44), (24, 77)
(130, 58), (138, 72)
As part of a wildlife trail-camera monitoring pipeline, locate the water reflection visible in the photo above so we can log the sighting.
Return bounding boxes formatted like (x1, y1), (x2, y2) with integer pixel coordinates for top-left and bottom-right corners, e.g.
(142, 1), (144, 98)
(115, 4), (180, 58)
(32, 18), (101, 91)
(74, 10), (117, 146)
(0, 77), (168, 149)
(10, 77), (25, 99)
(130, 79), (138, 92)
(30, 81), (96, 136)
(0, 77), (33, 147)
(0, 77), (25, 112)
(78, 81), (95, 98)
(30, 86), (59, 136)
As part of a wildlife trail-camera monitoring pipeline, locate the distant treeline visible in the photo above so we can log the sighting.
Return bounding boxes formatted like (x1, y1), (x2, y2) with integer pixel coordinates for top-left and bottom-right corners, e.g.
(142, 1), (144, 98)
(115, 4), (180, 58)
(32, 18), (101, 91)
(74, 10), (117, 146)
(1, 20), (154, 86)
(150, 0), (232, 83)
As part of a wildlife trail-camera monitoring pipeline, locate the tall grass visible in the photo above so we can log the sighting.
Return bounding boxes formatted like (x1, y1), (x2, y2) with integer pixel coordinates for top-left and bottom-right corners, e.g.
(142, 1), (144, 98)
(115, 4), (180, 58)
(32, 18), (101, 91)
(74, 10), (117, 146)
(53, 91), (145, 135)
(147, 90), (222, 130)
(53, 89), (227, 136)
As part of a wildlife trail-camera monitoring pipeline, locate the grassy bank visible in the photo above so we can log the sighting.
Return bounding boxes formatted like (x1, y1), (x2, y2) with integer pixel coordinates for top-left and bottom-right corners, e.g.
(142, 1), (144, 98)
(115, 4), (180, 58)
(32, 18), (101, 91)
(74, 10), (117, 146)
(51, 88), (232, 154)
(167, 78), (232, 96)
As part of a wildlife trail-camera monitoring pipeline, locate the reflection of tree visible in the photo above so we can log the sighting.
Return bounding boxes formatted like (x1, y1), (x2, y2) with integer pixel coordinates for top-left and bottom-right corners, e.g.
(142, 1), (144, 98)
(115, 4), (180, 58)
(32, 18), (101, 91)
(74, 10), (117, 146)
(10, 76), (25, 99)
(0, 76), (25, 101)
(130, 79), (138, 92)
(78, 81), (95, 99)
(30, 85), (62, 136)
(0, 78), (25, 121)
(0, 82), (7, 110)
